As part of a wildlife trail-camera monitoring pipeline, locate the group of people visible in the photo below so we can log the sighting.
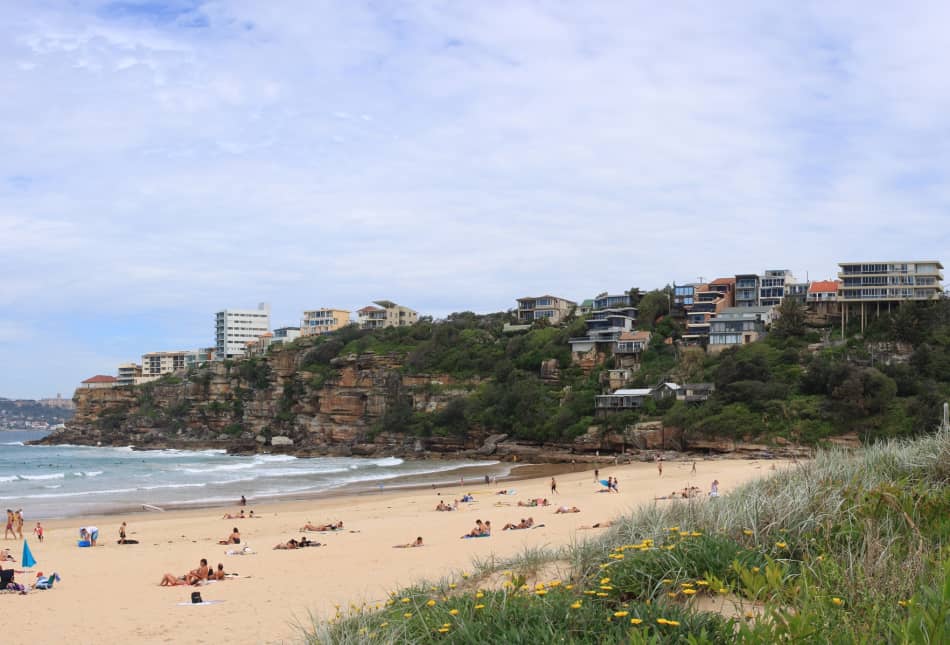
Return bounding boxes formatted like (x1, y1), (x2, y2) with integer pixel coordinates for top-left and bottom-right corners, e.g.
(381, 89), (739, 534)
(159, 558), (228, 586)
(501, 517), (535, 530)
(435, 500), (458, 512)
(4, 509), (24, 540)
(222, 509), (257, 519)
(462, 519), (491, 538)
(517, 498), (550, 507)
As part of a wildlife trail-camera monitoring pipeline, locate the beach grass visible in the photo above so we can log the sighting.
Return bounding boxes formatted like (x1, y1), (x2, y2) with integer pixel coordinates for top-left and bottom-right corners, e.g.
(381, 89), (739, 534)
(305, 426), (950, 643)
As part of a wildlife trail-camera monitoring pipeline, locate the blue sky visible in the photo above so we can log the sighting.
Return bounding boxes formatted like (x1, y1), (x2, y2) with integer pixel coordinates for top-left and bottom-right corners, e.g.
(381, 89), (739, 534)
(1, 1), (948, 399)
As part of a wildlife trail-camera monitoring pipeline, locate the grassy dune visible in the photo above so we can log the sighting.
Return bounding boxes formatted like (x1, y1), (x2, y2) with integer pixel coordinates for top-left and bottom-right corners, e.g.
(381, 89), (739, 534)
(307, 428), (950, 643)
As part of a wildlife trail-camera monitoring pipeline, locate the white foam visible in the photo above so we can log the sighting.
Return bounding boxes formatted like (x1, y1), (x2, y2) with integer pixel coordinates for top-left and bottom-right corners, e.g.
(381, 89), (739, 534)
(19, 473), (65, 481)
(0, 475), (17, 483)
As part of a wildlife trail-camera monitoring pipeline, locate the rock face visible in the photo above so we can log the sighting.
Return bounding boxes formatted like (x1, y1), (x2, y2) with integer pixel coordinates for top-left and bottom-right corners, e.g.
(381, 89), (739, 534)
(43, 349), (490, 457)
(41, 343), (815, 461)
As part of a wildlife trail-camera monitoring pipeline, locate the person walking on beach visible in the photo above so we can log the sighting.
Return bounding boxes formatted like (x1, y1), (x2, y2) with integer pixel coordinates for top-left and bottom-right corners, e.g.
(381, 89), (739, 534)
(656, 455), (663, 478)
(34, 522), (43, 542)
(594, 468), (599, 483)
(5, 510), (15, 540)
(691, 461), (697, 475)
(550, 477), (558, 495)
(240, 495), (247, 507)
(13, 510), (23, 539)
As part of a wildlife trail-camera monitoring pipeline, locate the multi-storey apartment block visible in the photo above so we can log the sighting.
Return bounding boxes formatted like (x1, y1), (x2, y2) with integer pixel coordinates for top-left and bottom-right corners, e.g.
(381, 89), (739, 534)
(569, 292), (637, 360)
(516, 295), (576, 325)
(838, 261), (944, 302)
(838, 261), (944, 333)
(215, 304), (271, 360)
(759, 270), (796, 307)
(707, 306), (776, 354)
(116, 363), (141, 387)
(734, 274), (760, 308)
(357, 301), (418, 330)
(301, 309), (351, 336)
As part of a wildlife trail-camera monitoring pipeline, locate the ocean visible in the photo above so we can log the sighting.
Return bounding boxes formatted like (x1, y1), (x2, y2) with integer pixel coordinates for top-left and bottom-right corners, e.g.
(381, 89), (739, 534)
(0, 431), (507, 519)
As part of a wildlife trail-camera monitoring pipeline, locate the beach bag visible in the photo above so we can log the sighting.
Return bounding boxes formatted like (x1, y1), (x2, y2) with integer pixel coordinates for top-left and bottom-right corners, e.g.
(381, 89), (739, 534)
(191, 591), (203, 604)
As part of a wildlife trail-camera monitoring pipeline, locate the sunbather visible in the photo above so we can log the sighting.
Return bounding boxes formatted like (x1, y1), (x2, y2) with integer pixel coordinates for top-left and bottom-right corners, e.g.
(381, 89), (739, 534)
(555, 506), (580, 514)
(222, 510), (245, 519)
(218, 527), (241, 545)
(393, 536), (424, 548)
(462, 519), (488, 538)
(273, 539), (299, 550)
(300, 520), (343, 532)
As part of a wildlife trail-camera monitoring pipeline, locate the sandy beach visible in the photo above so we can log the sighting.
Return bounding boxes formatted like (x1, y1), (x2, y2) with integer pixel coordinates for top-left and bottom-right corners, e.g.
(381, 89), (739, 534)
(1, 457), (788, 644)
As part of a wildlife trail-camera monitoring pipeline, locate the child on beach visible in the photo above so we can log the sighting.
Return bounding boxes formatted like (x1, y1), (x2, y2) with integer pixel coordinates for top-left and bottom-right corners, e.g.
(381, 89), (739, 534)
(34, 522), (43, 541)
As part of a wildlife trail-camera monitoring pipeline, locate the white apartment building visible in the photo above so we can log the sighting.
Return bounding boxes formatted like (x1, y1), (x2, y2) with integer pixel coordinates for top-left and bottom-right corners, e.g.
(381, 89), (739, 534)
(215, 303), (271, 360)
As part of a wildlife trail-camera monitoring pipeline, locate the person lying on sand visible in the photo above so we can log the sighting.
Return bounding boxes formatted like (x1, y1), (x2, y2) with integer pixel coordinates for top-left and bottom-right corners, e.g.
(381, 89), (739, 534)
(218, 528), (241, 545)
(502, 517), (534, 530)
(579, 521), (614, 529)
(300, 521), (343, 532)
(222, 510), (245, 520)
(159, 573), (190, 586)
(435, 500), (455, 512)
(555, 506), (580, 514)
(1, 548), (15, 562)
(274, 539), (299, 550)
(393, 536), (424, 548)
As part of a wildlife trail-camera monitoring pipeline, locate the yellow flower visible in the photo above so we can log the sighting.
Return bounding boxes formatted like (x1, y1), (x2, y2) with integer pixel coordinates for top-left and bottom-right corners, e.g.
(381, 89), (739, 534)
(584, 590), (596, 595)
(536, 589), (547, 596)
(719, 588), (728, 594)
(831, 597), (843, 606)
(696, 580), (709, 586)
(682, 589), (698, 595)
(751, 567), (760, 573)
(502, 581), (514, 589)
(630, 618), (643, 625)
(401, 598), (410, 603)
(461, 573), (469, 578)
(449, 583), (457, 589)
(690, 531), (702, 537)
(442, 623), (450, 627)
(535, 583), (546, 590)
(426, 599), (437, 607)
(614, 611), (629, 617)
(776, 541), (787, 549)
(599, 563), (609, 569)
(661, 579), (673, 584)
(570, 601), (582, 609)
(596, 592), (608, 597)
(403, 612), (413, 618)
(437, 627), (450, 633)
(668, 526), (680, 531)
(503, 570), (512, 576)
(665, 545), (675, 550)
(743, 529), (753, 536)
(679, 531), (689, 537)
(657, 618), (669, 625)
(668, 620), (681, 626)
(898, 600), (909, 607)
(449, 609), (459, 616)
(600, 577), (611, 584)
(600, 585), (613, 591)
(565, 584), (574, 590)
(475, 592), (484, 599)
(474, 604), (485, 609)
(680, 582), (694, 587)
(379, 622), (388, 628)
(549, 580), (562, 587)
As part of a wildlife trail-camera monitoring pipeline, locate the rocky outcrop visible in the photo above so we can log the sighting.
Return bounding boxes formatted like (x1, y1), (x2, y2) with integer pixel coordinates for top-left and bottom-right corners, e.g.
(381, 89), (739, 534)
(42, 343), (817, 461)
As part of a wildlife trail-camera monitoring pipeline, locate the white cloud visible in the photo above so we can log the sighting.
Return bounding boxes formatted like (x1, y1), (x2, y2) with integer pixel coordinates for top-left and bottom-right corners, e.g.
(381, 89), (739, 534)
(0, 1), (948, 397)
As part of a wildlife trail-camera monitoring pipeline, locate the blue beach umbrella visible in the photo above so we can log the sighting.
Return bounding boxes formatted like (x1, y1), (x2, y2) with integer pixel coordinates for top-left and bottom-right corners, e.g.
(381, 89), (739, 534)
(22, 540), (36, 568)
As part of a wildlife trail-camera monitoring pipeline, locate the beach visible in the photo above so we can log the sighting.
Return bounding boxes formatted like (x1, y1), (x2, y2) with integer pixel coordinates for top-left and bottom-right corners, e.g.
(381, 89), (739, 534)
(1, 457), (788, 644)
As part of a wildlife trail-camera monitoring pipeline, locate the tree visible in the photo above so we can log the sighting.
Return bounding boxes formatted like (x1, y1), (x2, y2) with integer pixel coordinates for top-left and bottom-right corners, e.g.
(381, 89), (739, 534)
(637, 288), (672, 330)
(773, 299), (806, 338)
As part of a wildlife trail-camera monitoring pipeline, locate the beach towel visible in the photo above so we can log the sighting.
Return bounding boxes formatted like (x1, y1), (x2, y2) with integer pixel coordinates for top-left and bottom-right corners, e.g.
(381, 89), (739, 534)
(176, 600), (225, 606)
(599, 479), (610, 487)
(462, 534), (491, 539)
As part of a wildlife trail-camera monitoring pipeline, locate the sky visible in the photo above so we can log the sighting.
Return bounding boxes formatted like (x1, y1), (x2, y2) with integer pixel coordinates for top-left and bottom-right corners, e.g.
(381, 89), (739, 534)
(1, 1), (948, 399)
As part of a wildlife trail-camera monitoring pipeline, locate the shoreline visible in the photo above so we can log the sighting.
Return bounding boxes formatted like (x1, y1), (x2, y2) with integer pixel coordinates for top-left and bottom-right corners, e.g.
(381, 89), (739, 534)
(2, 455), (792, 644)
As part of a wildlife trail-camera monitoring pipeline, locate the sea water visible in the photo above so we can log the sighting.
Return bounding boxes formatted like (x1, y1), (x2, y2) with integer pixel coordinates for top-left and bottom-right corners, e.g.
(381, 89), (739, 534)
(0, 431), (505, 519)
